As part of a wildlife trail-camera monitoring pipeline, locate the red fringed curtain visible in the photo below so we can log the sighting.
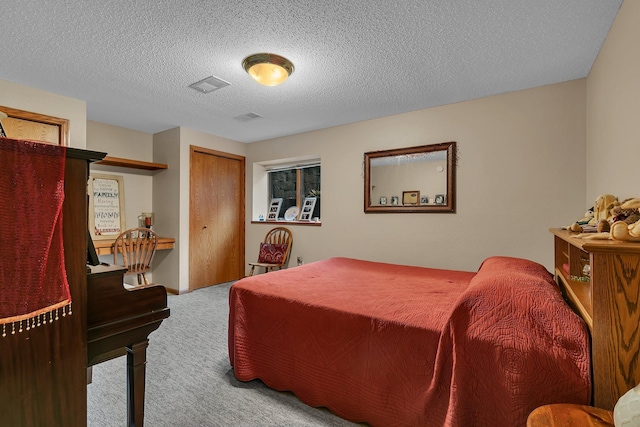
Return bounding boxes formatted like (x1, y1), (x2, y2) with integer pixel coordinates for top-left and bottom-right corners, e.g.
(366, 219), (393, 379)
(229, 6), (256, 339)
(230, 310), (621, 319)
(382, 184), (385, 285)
(0, 137), (70, 337)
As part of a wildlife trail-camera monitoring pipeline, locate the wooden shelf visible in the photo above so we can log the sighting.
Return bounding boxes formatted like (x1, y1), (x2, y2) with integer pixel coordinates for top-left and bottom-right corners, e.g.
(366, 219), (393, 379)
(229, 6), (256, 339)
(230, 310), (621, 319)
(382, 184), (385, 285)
(550, 227), (640, 410)
(93, 236), (175, 256)
(95, 156), (167, 171)
(555, 268), (592, 330)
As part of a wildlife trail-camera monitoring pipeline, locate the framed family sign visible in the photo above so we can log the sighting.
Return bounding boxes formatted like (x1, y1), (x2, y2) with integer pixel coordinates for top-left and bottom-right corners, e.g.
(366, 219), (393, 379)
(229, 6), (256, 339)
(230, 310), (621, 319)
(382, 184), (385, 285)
(89, 174), (126, 240)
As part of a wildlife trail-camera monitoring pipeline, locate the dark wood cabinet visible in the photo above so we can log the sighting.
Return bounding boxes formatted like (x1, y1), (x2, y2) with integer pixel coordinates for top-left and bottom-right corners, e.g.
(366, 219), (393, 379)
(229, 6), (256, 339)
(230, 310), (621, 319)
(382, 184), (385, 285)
(0, 148), (105, 426)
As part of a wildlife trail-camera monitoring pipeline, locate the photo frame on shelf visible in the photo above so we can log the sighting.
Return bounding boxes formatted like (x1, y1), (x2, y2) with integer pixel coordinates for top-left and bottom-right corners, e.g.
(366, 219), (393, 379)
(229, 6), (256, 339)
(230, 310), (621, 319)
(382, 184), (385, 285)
(420, 196), (428, 204)
(402, 191), (420, 206)
(299, 197), (317, 221)
(434, 194), (446, 205)
(267, 198), (283, 221)
(391, 196), (399, 205)
(380, 196), (387, 205)
(89, 174), (126, 240)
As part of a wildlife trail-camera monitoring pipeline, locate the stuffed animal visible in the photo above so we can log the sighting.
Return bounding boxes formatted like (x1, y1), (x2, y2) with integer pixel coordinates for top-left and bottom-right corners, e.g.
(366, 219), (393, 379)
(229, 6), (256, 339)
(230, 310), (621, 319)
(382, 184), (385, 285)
(611, 219), (640, 242)
(577, 208), (594, 225)
(588, 194), (618, 225)
(609, 198), (640, 224)
(568, 195), (640, 240)
(569, 194), (616, 232)
(609, 198), (640, 241)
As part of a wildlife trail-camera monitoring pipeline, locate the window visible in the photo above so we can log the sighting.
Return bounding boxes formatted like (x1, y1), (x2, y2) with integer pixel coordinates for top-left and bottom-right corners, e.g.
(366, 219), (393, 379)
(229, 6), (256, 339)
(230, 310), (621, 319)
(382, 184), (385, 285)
(269, 165), (321, 219)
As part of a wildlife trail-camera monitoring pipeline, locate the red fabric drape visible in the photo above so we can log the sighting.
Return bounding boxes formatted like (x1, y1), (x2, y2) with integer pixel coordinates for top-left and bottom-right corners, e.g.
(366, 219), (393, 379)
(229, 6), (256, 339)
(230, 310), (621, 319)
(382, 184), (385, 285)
(0, 137), (70, 333)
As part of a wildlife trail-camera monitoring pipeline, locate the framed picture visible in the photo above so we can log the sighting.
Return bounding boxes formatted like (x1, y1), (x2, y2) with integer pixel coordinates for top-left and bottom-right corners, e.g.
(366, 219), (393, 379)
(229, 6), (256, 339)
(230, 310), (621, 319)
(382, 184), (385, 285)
(267, 198), (283, 221)
(402, 191), (420, 206)
(391, 196), (399, 205)
(299, 197), (317, 221)
(0, 105), (70, 146)
(420, 196), (428, 204)
(380, 196), (387, 205)
(435, 194), (445, 205)
(89, 174), (126, 240)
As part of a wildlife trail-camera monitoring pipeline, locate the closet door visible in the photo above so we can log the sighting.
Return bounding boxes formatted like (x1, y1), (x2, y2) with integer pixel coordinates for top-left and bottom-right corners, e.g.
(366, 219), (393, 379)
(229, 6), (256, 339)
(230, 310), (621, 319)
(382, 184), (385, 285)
(189, 146), (245, 290)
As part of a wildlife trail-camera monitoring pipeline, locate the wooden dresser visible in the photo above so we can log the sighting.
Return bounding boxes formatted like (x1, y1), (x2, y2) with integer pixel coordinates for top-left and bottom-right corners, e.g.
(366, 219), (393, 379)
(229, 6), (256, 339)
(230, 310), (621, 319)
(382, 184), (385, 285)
(551, 228), (640, 410)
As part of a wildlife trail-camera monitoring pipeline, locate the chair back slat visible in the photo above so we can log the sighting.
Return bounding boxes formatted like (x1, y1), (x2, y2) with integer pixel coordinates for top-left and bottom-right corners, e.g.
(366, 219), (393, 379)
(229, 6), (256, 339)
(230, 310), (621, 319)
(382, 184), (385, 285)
(113, 228), (158, 284)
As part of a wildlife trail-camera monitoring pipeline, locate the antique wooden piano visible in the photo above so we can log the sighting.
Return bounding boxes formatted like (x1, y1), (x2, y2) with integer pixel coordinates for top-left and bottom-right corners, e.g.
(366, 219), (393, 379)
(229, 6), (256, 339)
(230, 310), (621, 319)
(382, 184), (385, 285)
(87, 263), (170, 427)
(0, 146), (170, 427)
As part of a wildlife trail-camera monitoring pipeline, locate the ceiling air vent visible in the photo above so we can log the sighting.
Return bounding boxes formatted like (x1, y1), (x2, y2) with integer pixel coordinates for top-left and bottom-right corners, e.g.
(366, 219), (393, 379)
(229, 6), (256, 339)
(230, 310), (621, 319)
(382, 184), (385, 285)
(188, 76), (230, 93)
(233, 112), (263, 122)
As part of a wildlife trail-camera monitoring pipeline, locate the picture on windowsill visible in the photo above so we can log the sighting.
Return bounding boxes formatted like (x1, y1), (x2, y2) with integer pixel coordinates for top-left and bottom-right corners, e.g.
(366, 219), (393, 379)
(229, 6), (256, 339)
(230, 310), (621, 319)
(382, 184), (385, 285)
(267, 198), (283, 221)
(299, 197), (317, 221)
(434, 194), (445, 205)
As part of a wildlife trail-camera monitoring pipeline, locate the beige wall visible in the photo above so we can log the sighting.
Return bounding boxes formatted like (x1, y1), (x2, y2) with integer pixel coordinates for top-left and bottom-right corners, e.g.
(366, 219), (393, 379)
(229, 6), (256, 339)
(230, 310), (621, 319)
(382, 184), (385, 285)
(86, 121), (158, 284)
(247, 80), (587, 273)
(87, 120), (155, 233)
(586, 0), (639, 203)
(0, 78), (87, 147)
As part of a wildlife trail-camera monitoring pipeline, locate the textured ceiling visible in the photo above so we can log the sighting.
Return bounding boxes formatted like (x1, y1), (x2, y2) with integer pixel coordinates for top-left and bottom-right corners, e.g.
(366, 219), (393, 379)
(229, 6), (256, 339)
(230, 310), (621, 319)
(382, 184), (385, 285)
(0, 1), (622, 143)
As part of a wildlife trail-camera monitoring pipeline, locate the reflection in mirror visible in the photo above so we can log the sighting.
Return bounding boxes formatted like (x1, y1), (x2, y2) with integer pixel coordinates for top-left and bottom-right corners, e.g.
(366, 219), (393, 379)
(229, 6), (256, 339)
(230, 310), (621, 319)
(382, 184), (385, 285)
(364, 141), (456, 213)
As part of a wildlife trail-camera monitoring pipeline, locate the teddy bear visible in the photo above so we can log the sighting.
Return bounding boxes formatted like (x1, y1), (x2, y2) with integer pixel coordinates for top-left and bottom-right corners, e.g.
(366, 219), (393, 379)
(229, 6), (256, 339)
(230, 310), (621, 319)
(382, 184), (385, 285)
(610, 198), (640, 242)
(568, 194), (617, 232)
(609, 198), (640, 224)
(588, 194), (619, 225)
(611, 219), (640, 241)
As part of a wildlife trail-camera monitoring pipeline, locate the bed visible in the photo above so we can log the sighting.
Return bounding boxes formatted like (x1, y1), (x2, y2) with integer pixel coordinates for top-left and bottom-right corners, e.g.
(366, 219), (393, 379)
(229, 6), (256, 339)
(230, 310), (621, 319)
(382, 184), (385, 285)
(228, 256), (591, 427)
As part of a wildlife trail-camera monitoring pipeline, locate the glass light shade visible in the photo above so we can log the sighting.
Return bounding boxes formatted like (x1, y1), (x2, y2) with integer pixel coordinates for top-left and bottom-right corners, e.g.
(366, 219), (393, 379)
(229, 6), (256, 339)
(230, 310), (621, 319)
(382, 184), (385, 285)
(247, 63), (289, 86)
(242, 53), (294, 87)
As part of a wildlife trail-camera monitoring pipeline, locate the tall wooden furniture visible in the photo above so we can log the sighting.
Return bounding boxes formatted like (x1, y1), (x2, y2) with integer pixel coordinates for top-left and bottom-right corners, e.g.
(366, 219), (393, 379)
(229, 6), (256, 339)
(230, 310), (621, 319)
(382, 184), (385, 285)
(551, 228), (640, 410)
(0, 147), (104, 426)
(0, 145), (170, 427)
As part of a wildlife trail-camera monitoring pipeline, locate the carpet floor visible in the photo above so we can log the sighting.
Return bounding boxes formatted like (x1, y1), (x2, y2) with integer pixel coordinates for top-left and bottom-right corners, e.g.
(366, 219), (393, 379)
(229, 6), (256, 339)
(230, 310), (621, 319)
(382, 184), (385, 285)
(87, 282), (362, 427)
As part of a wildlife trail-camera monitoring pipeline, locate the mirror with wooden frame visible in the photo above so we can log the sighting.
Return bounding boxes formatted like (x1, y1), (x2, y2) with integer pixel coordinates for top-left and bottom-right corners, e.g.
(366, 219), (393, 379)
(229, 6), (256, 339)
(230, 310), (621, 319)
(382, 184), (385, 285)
(364, 141), (456, 213)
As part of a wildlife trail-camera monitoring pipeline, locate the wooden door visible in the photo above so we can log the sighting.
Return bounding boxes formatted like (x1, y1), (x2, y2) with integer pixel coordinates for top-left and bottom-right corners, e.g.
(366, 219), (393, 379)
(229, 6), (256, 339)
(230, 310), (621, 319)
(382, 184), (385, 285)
(189, 146), (245, 290)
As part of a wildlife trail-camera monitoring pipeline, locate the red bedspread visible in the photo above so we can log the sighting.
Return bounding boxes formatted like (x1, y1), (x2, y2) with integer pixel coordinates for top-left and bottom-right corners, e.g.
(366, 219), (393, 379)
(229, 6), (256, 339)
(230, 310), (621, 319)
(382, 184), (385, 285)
(228, 256), (590, 426)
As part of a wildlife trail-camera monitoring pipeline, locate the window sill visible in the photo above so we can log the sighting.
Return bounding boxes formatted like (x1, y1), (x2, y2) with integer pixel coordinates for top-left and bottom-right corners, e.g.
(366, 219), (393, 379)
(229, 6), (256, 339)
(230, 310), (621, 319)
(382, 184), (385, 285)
(251, 220), (321, 226)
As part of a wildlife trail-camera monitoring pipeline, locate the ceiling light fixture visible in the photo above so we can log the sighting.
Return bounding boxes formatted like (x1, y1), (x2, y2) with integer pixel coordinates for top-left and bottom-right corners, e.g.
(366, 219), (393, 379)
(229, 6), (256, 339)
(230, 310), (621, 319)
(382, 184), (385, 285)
(242, 53), (294, 87)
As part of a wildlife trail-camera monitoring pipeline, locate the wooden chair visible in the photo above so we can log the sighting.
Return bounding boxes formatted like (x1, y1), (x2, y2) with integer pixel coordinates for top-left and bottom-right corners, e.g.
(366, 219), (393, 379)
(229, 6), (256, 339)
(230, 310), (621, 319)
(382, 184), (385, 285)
(113, 228), (158, 285)
(248, 227), (293, 276)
